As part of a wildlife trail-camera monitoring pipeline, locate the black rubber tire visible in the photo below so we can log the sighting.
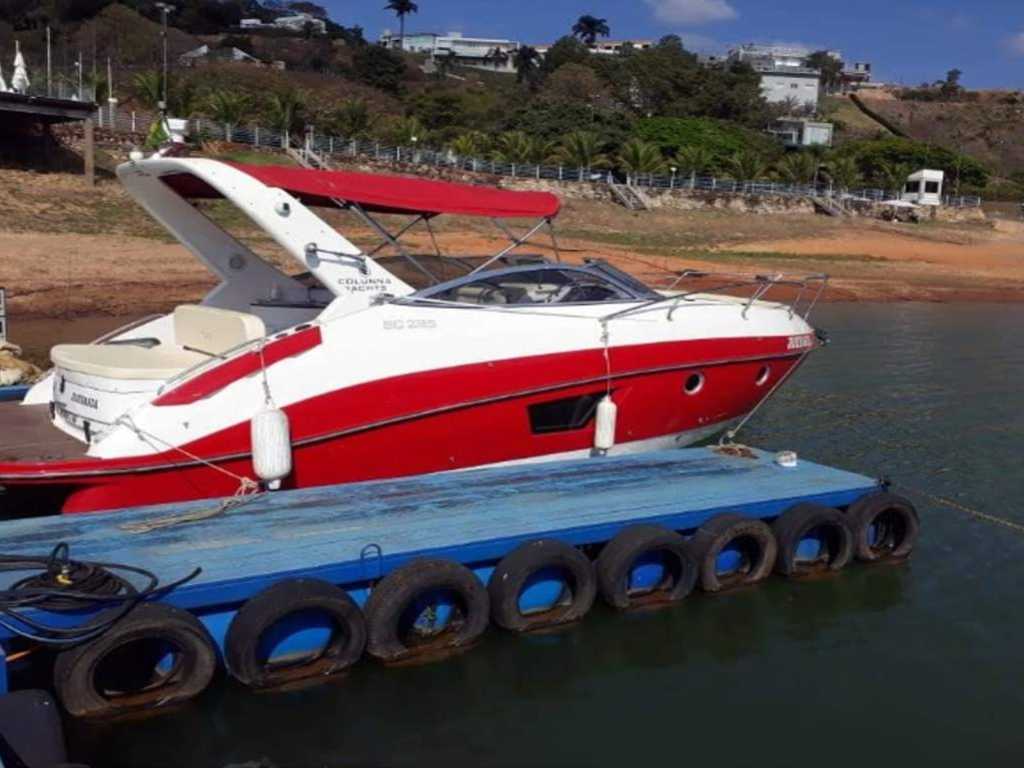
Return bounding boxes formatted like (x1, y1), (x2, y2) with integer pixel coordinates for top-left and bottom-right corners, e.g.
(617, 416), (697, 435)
(596, 525), (698, 610)
(364, 558), (489, 662)
(845, 492), (920, 562)
(53, 602), (217, 718)
(488, 539), (597, 632)
(690, 513), (778, 592)
(225, 578), (366, 688)
(772, 503), (854, 578)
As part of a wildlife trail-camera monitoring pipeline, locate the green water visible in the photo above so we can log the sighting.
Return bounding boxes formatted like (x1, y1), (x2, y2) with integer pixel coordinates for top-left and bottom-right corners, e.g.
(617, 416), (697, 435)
(65, 303), (1024, 767)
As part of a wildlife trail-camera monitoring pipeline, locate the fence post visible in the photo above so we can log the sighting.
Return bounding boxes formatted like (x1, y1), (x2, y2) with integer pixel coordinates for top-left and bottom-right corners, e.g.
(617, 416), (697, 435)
(254, 125), (259, 146)
(131, 111), (137, 133)
(97, 108), (103, 130)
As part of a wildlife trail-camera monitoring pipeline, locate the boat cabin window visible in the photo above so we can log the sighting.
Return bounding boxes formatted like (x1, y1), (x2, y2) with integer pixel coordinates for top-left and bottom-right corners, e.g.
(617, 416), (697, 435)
(529, 392), (605, 434)
(418, 267), (641, 306)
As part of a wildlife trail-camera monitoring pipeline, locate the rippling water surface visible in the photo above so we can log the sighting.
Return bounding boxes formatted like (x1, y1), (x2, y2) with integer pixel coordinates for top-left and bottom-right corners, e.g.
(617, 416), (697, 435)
(65, 303), (1024, 767)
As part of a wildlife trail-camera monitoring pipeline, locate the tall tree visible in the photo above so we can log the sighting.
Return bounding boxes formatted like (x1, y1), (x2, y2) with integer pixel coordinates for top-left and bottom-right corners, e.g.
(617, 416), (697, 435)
(384, 0), (419, 48)
(513, 45), (542, 88)
(571, 15), (610, 46)
(805, 50), (844, 94)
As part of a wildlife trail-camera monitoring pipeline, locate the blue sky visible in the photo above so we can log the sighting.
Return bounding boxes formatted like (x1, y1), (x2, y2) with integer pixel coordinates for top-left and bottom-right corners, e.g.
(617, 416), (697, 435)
(323, 0), (1024, 89)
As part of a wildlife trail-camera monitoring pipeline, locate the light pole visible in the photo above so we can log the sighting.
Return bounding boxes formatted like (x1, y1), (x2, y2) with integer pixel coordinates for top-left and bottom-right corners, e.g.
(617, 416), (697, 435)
(154, 3), (175, 118)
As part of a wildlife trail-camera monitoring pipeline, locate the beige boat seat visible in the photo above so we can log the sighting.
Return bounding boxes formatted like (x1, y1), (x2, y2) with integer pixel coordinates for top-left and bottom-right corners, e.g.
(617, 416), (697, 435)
(51, 305), (266, 381)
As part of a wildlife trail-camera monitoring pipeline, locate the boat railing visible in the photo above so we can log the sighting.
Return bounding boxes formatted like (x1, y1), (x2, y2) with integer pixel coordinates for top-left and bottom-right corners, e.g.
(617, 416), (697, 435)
(604, 271), (829, 323)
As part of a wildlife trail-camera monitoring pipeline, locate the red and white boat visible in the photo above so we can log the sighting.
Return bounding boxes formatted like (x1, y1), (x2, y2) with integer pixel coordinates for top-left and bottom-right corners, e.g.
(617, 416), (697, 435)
(0, 157), (826, 516)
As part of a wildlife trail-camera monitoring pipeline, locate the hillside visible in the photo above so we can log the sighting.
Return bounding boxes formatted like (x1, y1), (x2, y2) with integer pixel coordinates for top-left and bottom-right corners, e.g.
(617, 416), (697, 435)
(855, 91), (1024, 179)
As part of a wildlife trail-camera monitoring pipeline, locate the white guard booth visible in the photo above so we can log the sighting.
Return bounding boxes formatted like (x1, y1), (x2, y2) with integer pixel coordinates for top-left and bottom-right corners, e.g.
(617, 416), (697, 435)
(901, 169), (944, 206)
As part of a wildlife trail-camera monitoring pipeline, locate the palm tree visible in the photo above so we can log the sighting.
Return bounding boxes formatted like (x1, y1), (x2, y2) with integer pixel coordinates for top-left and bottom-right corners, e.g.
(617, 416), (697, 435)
(876, 161), (913, 196)
(726, 151), (769, 183)
(263, 90), (306, 146)
(331, 98), (377, 139)
(484, 46), (511, 71)
(775, 153), (821, 184)
(449, 131), (488, 157)
(618, 139), (666, 180)
(133, 71), (163, 111)
(385, 0), (419, 49)
(381, 115), (424, 146)
(823, 156), (862, 191)
(673, 145), (715, 178)
(513, 46), (542, 87)
(205, 90), (252, 141)
(492, 132), (534, 164)
(556, 130), (609, 171)
(527, 137), (560, 165)
(572, 15), (610, 46)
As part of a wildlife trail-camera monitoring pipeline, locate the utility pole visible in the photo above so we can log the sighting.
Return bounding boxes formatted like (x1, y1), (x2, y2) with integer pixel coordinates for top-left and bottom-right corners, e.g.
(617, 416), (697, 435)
(154, 3), (175, 118)
(46, 26), (52, 96)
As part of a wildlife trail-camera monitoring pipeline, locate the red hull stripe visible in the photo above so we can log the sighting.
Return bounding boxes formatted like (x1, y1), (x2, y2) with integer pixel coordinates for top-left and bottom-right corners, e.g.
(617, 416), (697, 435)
(153, 326), (322, 407)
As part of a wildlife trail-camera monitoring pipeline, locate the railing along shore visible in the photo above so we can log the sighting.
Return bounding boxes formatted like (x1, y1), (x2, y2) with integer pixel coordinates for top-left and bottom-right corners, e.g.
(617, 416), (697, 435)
(91, 106), (985, 209)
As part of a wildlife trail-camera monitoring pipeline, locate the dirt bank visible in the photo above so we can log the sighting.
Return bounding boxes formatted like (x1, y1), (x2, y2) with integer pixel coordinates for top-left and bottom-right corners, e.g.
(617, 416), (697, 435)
(1, 169), (1023, 322)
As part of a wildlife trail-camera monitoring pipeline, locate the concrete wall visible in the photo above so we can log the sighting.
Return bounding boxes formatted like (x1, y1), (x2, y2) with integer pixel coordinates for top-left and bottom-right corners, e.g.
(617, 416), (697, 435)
(760, 72), (820, 109)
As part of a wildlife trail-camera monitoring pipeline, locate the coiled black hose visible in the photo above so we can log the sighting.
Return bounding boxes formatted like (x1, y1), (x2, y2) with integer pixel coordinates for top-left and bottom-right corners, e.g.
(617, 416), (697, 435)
(0, 543), (201, 645)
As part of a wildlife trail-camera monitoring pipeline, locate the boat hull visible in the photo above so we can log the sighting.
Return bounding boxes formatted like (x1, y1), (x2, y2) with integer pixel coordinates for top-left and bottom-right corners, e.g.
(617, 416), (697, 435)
(0, 342), (805, 515)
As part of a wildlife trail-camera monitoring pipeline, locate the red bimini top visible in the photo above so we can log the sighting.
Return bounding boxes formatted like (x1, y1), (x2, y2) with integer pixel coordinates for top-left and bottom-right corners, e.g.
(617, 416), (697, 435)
(162, 161), (562, 220)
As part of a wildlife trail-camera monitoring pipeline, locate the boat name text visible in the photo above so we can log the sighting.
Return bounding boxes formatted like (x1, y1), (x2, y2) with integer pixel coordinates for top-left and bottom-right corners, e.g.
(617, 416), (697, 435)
(70, 393), (99, 410)
(384, 319), (438, 331)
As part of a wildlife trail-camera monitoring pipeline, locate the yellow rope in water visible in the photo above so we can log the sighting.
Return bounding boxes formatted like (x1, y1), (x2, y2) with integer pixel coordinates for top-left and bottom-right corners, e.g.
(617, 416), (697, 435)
(896, 483), (1024, 536)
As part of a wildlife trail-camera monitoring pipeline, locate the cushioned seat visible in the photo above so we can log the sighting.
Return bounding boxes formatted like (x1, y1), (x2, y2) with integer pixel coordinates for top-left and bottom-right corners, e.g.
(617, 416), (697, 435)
(51, 305), (267, 381)
(51, 344), (208, 380)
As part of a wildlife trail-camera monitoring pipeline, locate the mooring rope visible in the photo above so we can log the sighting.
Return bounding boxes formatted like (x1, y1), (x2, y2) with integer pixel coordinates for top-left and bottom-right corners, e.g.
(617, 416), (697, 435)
(116, 415), (262, 533)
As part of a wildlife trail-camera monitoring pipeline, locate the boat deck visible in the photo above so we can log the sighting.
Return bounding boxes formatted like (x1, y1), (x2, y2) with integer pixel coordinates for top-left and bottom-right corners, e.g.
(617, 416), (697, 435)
(0, 403), (87, 463)
(0, 446), (878, 623)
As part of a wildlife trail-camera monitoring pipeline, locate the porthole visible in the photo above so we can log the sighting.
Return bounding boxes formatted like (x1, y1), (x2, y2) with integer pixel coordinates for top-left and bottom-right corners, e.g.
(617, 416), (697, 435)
(756, 366), (771, 387)
(684, 373), (705, 395)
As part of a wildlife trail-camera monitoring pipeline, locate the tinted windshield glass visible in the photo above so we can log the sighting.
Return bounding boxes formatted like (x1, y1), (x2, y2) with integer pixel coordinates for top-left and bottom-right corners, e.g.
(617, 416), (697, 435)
(431, 268), (635, 306)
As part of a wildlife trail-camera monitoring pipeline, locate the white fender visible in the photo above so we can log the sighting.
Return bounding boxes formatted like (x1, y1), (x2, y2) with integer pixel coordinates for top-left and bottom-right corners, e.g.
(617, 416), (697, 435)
(594, 395), (617, 452)
(251, 408), (292, 488)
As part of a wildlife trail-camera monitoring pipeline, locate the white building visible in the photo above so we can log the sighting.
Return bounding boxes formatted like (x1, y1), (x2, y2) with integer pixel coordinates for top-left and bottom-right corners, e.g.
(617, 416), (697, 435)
(239, 13), (326, 34)
(728, 43), (841, 69)
(534, 38), (654, 59)
(759, 67), (821, 109)
(275, 13), (327, 34)
(902, 169), (944, 206)
(769, 118), (834, 148)
(380, 31), (519, 73)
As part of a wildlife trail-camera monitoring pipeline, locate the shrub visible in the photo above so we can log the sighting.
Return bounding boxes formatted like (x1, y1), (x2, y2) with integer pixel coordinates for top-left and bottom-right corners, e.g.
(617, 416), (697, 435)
(635, 117), (780, 172)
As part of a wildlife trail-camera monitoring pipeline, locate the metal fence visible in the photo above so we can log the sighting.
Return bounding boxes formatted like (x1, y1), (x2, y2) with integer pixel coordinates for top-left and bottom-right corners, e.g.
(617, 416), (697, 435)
(92, 106), (985, 209)
(15, 62), (97, 103)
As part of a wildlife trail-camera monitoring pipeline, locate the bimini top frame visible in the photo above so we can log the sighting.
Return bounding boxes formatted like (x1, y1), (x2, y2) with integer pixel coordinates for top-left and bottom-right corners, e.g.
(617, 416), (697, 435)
(152, 158), (565, 294)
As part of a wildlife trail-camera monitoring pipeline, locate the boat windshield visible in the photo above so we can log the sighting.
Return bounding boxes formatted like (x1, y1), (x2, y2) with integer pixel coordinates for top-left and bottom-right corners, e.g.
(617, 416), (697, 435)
(411, 264), (659, 306)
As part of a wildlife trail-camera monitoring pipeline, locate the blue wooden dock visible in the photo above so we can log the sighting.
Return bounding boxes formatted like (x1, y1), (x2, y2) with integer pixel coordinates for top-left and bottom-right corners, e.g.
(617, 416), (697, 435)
(0, 446), (883, 710)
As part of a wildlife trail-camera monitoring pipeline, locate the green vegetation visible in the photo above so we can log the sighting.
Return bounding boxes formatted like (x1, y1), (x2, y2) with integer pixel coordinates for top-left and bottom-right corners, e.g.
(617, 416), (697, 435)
(635, 117), (782, 170)
(832, 137), (990, 188)
(6, 2), (1005, 197)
